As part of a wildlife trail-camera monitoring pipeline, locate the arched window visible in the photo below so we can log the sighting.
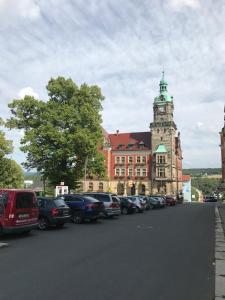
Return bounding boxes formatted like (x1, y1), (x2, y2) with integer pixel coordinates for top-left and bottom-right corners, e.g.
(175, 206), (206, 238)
(88, 182), (93, 192)
(99, 182), (104, 192)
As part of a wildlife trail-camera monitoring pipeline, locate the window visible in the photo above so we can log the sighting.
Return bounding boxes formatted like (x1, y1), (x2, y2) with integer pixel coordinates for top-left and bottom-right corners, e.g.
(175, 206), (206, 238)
(128, 156), (133, 164)
(121, 168), (126, 176)
(127, 143), (134, 149)
(88, 182), (93, 191)
(128, 168), (133, 176)
(157, 155), (166, 164)
(121, 156), (125, 164)
(115, 168), (120, 176)
(142, 156), (146, 163)
(16, 193), (36, 208)
(136, 168), (141, 176)
(157, 167), (166, 178)
(99, 182), (104, 191)
(142, 168), (147, 177)
(115, 156), (120, 164)
(136, 156), (141, 163)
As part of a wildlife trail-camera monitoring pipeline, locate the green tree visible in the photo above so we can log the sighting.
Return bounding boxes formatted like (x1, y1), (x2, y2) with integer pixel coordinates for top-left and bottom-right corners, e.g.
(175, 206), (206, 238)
(0, 158), (24, 188)
(7, 77), (105, 189)
(0, 119), (23, 188)
(0, 118), (13, 158)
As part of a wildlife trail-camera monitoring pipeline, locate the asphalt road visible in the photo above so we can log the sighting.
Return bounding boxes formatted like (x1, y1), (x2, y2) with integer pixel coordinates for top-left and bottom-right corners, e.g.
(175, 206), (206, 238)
(0, 203), (215, 300)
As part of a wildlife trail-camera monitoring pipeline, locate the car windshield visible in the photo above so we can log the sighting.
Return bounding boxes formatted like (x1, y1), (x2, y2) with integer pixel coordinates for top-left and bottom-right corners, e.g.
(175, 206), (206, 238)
(89, 194), (110, 202)
(54, 199), (67, 207)
(83, 196), (99, 203)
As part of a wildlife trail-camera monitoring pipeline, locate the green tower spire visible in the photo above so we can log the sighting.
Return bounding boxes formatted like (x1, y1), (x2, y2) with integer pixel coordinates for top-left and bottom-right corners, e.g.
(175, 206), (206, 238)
(154, 72), (172, 103)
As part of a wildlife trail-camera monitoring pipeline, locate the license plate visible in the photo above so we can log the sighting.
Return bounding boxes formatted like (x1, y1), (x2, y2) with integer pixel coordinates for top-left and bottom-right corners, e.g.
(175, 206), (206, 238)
(18, 213), (29, 219)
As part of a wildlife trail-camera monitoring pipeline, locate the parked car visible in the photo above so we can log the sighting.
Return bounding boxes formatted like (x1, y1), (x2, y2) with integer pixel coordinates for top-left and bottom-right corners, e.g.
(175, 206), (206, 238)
(57, 194), (105, 223)
(203, 195), (217, 202)
(0, 189), (39, 235)
(165, 196), (177, 206)
(118, 196), (136, 214)
(37, 197), (70, 230)
(139, 196), (151, 210)
(126, 196), (145, 213)
(147, 196), (162, 209)
(84, 193), (121, 218)
(149, 195), (166, 208)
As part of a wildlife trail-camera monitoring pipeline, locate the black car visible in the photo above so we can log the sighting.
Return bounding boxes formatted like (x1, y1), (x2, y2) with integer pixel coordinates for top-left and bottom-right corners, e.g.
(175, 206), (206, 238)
(37, 197), (71, 230)
(57, 194), (105, 223)
(118, 196), (136, 214)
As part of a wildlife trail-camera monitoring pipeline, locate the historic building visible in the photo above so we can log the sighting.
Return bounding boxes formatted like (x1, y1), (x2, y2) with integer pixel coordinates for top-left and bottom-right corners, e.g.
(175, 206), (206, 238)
(220, 107), (225, 183)
(84, 74), (183, 196)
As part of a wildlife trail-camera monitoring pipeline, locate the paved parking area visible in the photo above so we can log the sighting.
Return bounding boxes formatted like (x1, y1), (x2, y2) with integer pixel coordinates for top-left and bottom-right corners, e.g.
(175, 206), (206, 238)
(0, 203), (215, 300)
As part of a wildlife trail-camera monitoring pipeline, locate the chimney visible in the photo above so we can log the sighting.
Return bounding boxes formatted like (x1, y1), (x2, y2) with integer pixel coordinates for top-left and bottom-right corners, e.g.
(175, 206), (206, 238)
(116, 130), (119, 136)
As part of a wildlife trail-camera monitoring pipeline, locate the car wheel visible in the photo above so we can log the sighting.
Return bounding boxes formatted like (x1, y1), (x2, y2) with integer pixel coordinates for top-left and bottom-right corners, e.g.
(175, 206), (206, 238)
(38, 218), (48, 230)
(122, 207), (128, 215)
(72, 212), (83, 224)
(149, 204), (154, 210)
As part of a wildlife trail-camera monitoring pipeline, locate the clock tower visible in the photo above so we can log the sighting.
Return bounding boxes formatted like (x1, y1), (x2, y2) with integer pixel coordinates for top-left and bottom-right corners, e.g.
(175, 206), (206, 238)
(150, 73), (182, 196)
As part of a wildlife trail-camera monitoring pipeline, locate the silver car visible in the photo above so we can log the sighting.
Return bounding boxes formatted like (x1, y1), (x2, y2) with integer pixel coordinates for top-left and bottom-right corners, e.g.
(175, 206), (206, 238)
(84, 193), (121, 217)
(127, 196), (145, 213)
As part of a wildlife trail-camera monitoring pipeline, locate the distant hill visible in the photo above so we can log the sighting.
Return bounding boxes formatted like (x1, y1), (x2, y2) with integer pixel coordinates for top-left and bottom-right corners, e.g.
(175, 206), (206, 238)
(183, 168), (221, 177)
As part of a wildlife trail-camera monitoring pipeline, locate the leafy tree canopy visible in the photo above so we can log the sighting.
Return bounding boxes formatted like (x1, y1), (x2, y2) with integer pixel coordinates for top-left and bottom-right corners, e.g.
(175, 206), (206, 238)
(7, 77), (105, 188)
(0, 158), (24, 188)
(0, 118), (13, 158)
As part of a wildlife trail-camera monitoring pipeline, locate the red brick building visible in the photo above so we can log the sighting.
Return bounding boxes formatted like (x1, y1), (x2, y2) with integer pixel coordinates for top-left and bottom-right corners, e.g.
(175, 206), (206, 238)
(84, 74), (183, 196)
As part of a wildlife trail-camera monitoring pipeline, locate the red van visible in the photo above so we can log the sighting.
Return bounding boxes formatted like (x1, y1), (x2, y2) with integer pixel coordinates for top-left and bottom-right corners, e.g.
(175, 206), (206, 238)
(0, 189), (39, 234)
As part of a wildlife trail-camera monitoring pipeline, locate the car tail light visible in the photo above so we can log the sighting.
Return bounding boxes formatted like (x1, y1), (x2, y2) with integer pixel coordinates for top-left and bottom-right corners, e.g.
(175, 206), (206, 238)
(110, 202), (119, 208)
(51, 208), (59, 216)
(86, 204), (94, 209)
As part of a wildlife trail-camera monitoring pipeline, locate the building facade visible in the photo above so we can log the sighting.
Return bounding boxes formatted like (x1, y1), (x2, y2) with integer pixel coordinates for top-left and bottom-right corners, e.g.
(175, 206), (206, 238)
(84, 74), (183, 196)
(220, 107), (225, 183)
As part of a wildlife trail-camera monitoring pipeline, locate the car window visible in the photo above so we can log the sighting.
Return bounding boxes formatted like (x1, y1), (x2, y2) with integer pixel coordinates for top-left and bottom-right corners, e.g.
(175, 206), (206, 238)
(16, 192), (37, 209)
(53, 199), (67, 207)
(38, 199), (45, 208)
(112, 196), (119, 203)
(89, 194), (110, 202)
(83, 196), (99, 203)
(0, 192), (8, 209)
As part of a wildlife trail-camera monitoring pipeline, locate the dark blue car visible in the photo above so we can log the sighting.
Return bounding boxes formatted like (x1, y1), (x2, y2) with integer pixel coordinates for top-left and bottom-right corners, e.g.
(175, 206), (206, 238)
(56, 194), (105, 224)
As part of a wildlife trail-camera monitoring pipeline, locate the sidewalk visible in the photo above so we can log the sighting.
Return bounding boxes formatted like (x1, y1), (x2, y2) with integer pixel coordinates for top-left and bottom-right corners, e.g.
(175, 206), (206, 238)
(218, 203), (225, 234)
(215, 203), (225, 300)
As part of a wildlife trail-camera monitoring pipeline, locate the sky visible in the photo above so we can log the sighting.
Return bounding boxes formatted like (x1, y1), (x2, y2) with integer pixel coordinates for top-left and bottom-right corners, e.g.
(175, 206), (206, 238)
(0, 0), (224, 168)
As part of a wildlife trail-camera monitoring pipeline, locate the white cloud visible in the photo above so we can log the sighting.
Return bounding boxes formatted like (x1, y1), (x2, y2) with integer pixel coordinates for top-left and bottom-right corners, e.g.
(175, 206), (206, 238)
(167, 0), (201, 10)
(0, 0), (40, 23)
(18, 87), (39, 99)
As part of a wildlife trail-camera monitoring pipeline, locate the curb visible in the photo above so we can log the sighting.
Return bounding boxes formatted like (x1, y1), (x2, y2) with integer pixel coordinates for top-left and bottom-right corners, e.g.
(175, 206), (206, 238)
(215, 206), (225, 300)
(0, 242), (8, 248)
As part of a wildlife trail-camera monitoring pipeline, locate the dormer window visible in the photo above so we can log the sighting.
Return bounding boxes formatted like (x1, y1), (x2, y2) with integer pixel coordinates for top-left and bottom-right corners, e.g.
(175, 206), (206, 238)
(117, 144), (124, 149)
(139, 141), (145, 149)
(127, 143), (134, 149)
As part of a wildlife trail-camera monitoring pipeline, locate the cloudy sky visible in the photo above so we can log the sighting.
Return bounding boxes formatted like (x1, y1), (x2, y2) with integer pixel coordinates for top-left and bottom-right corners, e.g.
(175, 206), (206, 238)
(0, 0), (224, 168)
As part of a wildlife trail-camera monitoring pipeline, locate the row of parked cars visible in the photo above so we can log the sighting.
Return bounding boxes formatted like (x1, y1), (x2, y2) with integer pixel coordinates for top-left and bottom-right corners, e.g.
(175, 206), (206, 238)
(0, 189), (177, 234)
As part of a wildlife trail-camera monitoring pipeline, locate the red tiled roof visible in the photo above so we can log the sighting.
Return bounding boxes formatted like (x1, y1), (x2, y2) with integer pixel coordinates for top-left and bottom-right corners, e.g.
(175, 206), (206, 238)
(108, 132), (151, 151)
(182, 175), (191, 181)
